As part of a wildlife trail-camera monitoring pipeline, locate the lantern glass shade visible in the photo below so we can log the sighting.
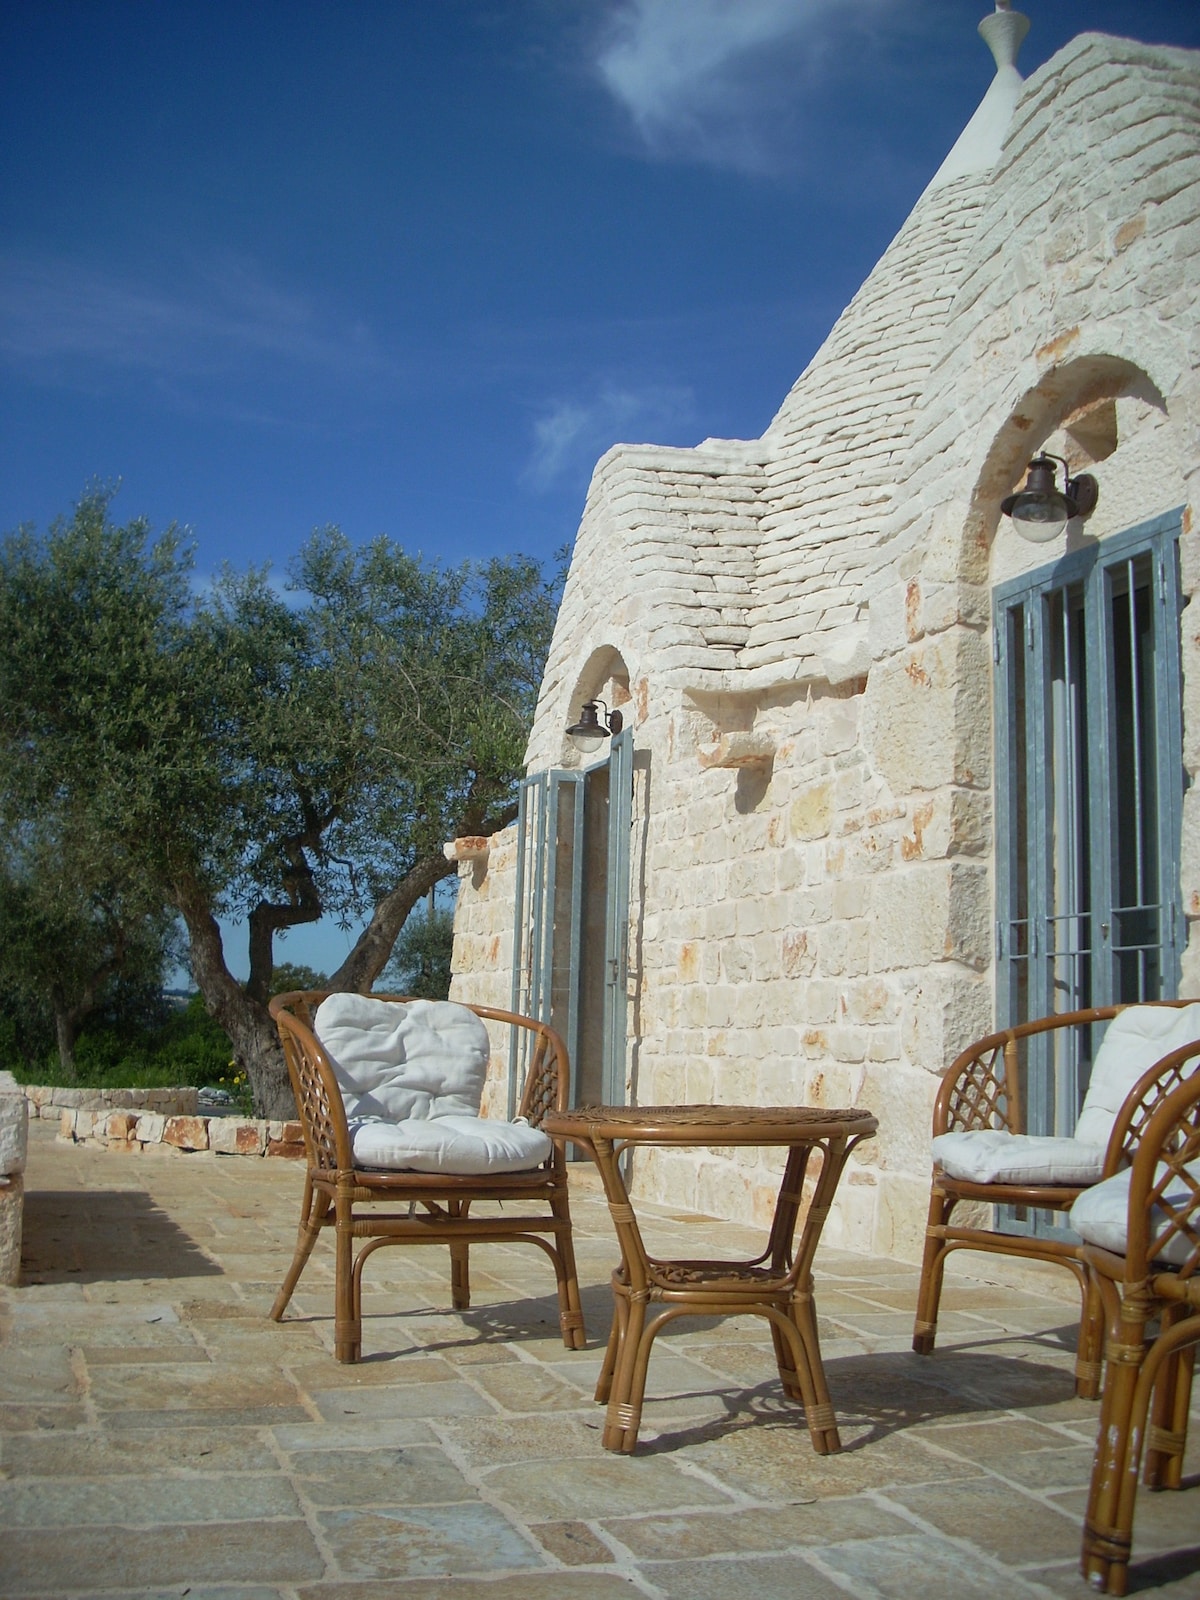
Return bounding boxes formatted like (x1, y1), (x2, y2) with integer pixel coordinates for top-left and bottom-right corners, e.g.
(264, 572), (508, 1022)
(566, 702), (607, 753)
(1008, 489), (1071, 540)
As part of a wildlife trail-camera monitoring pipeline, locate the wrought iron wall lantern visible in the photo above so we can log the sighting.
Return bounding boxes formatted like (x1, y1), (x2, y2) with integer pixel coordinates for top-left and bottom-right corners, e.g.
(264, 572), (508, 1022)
(566, 699), (623, 754)
(1001, 452), (1099, 543)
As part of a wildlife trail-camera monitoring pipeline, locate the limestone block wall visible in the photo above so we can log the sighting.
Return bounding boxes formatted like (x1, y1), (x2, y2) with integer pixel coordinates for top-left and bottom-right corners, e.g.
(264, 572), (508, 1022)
(448, 826), (526, 1119)
(453, 32), (1200, 1260)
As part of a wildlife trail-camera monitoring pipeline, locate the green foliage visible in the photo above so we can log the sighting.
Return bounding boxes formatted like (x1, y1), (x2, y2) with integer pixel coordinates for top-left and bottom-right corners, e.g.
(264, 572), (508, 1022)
(380, 904), (456, 1000)
(269, 962), (330, 997)
(5, 994), (233, 1090)
(0, 837), (182, 1076)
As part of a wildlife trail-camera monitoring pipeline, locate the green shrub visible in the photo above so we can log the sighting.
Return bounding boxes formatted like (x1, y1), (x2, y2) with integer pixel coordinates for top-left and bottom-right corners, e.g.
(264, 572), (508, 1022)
(6, 993), (235, 1093)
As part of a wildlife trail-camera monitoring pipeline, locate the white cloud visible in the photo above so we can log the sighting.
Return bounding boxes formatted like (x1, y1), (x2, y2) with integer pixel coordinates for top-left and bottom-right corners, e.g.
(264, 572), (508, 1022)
(595, 0), (880, 170)
(523, 383), (694, 491)
(0, 251), (388, 391)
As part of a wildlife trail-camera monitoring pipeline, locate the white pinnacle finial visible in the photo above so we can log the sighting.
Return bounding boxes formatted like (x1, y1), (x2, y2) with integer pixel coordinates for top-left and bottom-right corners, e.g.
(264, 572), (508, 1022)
(922, 2), (1030, 193)
(979, 2), (1030, 73)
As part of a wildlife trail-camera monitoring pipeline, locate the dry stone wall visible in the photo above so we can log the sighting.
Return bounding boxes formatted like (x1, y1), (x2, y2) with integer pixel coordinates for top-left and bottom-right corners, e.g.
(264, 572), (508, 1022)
(58, 1109), (306, 1159)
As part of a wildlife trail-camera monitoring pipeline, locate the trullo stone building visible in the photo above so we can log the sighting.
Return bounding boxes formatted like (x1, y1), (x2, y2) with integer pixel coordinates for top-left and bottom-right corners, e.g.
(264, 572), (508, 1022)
(447, 5), (1200, 1260)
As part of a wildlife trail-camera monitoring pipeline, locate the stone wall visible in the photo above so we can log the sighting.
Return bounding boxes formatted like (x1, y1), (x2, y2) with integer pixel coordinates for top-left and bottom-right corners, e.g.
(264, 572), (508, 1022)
(58, 1108), (305, 1159)
(0, 1071), (27, 1285)
(23, 1084), (199, 1120)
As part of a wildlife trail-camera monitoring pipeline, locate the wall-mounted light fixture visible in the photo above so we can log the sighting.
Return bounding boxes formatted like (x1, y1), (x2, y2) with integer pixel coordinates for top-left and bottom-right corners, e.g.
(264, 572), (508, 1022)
(1000, 452), (1099, 542)
(565, 699), (623, 754)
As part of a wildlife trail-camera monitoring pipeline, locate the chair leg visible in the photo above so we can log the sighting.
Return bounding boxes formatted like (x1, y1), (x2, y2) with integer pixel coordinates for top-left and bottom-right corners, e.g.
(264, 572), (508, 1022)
(270, 1175), (331, 1322)
(550, 1192), (587, 1350)
(913, 1182), (955, 1356)
(1082, 1291), (1148, 1596)
(1075, 1268), (1105, 1401)
(333, 1181), (361, 1363)
(449, 1242), (471, 1312)
(1143, 1323), (1194, 1492)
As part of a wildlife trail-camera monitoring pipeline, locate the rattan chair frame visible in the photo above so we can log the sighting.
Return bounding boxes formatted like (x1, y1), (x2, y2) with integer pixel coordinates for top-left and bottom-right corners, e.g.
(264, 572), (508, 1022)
(1080, 1045), (1200, 1595)
(913, 1001), (1194, 1399)
(268, 990), (586, 1362)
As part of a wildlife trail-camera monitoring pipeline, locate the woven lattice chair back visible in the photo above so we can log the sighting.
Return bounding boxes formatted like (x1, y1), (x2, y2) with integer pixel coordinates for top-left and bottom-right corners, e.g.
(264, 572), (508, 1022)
(272, 998), (352, 1171)
(1126, 1047), (1200, 1279)
(514, 1024), (567, 1127)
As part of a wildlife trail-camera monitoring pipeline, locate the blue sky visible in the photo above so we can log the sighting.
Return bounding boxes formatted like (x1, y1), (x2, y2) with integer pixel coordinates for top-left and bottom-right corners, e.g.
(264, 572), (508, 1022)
(3, 0), (1198, 979)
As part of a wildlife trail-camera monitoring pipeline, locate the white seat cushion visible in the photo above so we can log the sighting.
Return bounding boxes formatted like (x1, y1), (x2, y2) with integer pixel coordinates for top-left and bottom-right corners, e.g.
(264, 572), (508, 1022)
(1070, 1160), (1200, 1267)
(1074, 1003), (1200, 1147)
(314, 994), (490, 1123)
(932, 1130), (1107, 1185)
(351, 1114), (552, 1175)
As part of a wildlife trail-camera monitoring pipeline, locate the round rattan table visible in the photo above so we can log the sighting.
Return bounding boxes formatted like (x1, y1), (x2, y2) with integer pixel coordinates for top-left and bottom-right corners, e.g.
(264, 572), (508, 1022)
(544, 1103), (877, 1455)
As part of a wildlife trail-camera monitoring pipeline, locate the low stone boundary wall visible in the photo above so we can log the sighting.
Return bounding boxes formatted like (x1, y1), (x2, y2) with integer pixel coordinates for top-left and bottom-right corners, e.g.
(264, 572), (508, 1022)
(58, 1108), (306, 1159)
(1, 1071), (29, 1285)
(25, 1084), (199, 1119)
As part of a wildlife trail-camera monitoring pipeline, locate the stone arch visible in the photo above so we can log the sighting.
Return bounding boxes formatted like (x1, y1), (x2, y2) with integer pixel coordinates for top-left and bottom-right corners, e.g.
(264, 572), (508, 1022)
(939, 346), (1188, 1038)
(561, 645), (633, 764)
(958, 353), (1168, 584)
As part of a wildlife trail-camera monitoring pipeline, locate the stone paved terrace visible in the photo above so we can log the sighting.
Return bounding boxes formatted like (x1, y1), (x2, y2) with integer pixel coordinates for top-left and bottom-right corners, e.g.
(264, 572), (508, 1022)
(1, 1121), (1198, 1600)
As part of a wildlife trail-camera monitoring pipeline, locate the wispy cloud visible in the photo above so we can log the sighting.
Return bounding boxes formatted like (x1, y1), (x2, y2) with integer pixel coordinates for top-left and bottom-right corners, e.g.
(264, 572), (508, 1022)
(523, 382), (694, 490)
(594, 0), (882, 171)
(0, 251), (389, 395)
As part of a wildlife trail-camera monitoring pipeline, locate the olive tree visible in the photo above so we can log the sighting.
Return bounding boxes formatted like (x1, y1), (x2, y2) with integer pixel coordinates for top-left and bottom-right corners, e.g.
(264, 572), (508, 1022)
(0, 496), (558, 1115)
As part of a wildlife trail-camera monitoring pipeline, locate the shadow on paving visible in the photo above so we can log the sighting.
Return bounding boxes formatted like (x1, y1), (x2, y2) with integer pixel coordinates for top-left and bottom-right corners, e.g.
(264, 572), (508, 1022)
(1125, 1545), (1200, 1593)
(20, 1190), (222, 1283)
(627, 1344), (1081, 1457)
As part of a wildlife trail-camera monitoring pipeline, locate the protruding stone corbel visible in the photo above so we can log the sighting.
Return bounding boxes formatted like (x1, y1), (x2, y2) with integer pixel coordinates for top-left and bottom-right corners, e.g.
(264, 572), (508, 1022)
(698, 731), (776, 770)
(443, 836), (491, 863)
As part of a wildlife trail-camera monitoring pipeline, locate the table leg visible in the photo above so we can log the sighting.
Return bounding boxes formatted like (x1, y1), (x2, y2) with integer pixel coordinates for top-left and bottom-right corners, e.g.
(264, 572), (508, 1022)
(788, 1284), (841, 1453)
(603, 1283), (648, 1452)
(595, 1268), (626, 1404)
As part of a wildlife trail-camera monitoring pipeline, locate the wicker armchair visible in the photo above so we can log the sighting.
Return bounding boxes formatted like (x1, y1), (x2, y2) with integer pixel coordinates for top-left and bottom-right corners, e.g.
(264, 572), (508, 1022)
(1075, 1045), (1200, 1595)
(268, 991), (586, 1362)
(913, 1002), (1197, 1398)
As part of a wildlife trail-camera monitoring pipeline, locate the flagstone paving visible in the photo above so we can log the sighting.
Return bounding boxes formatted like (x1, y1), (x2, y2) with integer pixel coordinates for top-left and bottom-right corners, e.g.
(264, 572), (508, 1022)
(1, 1120), (1197, 1599)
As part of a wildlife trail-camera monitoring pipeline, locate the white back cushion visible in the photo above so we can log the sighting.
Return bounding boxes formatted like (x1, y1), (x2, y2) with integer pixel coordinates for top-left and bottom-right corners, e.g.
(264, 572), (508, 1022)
(313, 994), (490, 1124)
(1074, 1003), (1200, 1147)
